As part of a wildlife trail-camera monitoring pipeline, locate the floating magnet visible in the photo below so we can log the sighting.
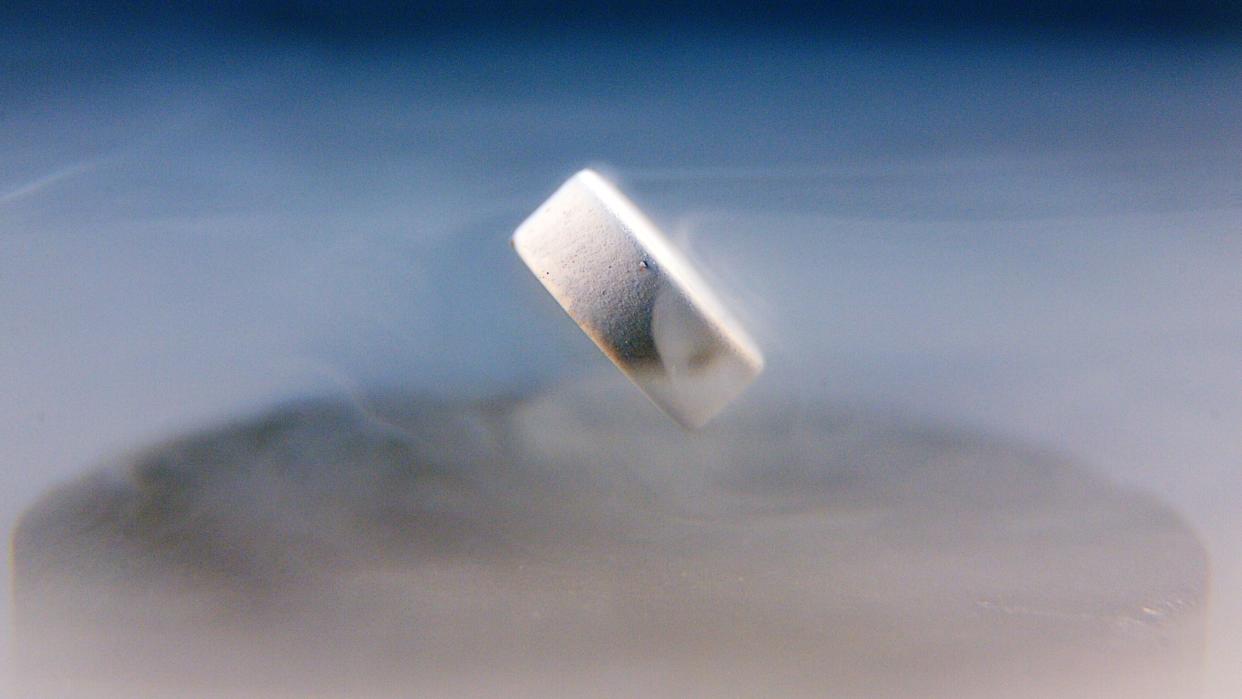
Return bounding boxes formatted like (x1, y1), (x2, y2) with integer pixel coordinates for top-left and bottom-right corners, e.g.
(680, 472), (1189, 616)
(512, 169), (764, 429)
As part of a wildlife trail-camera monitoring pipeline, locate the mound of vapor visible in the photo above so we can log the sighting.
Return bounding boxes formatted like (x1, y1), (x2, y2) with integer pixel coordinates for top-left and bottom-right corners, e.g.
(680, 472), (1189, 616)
(12, 379), (1208, 698)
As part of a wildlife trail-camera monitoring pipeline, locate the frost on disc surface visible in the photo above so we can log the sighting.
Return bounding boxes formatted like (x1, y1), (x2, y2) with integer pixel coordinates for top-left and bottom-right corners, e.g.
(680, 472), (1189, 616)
(512, 169), (764, 429)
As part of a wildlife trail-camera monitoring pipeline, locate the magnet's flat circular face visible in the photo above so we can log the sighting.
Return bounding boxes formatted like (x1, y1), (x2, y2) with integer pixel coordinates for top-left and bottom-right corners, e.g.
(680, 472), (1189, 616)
(512, 169), (764, 429)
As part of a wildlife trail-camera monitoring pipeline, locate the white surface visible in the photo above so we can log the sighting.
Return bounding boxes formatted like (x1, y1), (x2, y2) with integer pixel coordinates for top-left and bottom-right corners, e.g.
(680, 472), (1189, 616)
(513, 170), (763, 428)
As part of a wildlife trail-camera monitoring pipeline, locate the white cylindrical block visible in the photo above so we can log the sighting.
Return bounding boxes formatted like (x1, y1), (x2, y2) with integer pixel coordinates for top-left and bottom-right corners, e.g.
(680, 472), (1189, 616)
(512, 169), (764, 429)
